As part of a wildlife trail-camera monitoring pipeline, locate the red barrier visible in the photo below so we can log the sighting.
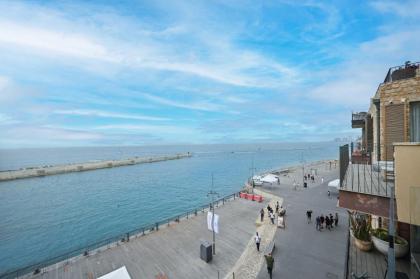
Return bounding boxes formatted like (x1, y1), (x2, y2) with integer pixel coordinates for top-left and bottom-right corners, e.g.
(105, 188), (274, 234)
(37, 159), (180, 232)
(239, 192), (246, 199)
(253, 195), (263, 202)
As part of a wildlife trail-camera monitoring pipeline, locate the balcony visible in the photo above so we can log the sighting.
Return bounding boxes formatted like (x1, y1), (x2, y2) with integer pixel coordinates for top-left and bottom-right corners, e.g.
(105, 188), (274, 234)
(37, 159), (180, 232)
(352, 112), (367, 128)
(384, 61), (420, 83)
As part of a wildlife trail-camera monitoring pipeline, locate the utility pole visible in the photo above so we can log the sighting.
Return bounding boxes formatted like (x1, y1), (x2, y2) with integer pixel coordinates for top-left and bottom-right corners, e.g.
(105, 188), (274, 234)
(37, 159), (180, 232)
(249, 157), (256, 193)
(301, 152), (305, 188)
(387, 176), (396, 278)
(207, 173), (219, 255)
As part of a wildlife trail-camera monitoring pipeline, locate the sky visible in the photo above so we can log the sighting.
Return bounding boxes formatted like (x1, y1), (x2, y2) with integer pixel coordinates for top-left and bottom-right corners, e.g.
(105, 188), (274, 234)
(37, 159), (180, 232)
(0, 0), (419, 148)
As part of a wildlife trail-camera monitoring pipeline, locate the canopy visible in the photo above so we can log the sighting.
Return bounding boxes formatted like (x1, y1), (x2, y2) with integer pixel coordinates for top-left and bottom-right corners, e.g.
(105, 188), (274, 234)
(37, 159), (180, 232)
(98, 266), (132, 279)
(261, 174), (278, 183)
(328, 179), (340, 189)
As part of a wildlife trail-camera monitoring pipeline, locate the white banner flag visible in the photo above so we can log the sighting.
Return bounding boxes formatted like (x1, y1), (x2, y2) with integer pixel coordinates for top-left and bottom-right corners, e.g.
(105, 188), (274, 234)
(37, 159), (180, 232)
(207, 212), (219, 234)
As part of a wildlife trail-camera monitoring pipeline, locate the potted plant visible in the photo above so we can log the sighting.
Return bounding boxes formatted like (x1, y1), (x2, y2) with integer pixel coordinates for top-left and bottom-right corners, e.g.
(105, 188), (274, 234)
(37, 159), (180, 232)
(371, 228), (409, 258)
(350, 212), (372, 251)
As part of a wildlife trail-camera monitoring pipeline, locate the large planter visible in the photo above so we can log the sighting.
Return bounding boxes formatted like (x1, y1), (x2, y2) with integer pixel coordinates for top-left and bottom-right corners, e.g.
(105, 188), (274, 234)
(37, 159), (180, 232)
(372, 235), (409, 258)
(351, 230), (372, 251)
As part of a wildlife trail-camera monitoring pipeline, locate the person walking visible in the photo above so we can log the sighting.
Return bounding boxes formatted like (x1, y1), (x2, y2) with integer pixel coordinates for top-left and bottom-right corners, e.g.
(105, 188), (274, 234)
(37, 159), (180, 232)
(329, 214), (334, 228)
(269, 211), (275, 224)
(320, 215), (325, 230)
(255, 232), (261, 252)
(335, 212), (339, 227)
(316, 216), (321, 231)
(321, 177), (324, 184)
(265, 252), (274, 279)
(275, 201), (279, 213)
(260, 208), (265, 222)
(306, 210), (313, 223)
(326, 216), (331, 230)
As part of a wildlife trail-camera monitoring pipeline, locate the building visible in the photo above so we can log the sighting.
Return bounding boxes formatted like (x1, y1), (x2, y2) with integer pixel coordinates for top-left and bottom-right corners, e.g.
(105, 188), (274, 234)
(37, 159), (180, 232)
(338, 61), (420, 278)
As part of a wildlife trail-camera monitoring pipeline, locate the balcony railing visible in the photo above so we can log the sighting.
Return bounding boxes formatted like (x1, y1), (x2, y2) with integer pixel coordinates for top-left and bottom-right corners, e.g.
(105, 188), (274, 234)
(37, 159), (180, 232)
(351, 112), (367, 128)
(339, 143), (394, 197)
(384, 61), (420, 83)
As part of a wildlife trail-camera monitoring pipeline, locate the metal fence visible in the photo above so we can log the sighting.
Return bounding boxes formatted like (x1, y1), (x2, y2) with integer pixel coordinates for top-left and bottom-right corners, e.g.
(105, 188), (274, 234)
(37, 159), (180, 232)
(383, 61), (420, 83)
(0, 191), (241, 279)
(340, 143), (395, 197)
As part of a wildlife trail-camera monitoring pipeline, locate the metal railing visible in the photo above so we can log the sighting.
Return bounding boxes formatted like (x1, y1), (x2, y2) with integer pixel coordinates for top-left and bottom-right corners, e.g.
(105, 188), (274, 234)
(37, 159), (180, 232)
(339, 143), (395, 197)
(383, 61), (420, 83)
(351, 112), (367, 122)
(0, 191), (241, 279)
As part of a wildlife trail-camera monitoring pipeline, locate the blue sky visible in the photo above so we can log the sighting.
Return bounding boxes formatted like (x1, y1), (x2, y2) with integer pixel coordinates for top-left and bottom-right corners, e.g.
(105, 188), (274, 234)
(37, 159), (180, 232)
(0, 0), (419, 147)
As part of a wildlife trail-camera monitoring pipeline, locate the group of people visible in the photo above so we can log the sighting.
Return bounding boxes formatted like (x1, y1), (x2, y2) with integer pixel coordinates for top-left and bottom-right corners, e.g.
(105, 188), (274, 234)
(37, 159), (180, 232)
(304, 173), (315, 182)
(315, 213), (339, 231)
(260, 201), (284, 225)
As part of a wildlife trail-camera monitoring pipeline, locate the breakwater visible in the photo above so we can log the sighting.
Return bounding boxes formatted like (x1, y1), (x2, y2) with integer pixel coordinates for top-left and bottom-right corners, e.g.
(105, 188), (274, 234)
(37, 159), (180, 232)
(0, 153), (192, 182)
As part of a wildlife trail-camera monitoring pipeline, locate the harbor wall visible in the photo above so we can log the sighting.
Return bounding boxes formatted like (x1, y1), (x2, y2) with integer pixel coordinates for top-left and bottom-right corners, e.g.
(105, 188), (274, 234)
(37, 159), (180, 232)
(0, 153), (192, 182)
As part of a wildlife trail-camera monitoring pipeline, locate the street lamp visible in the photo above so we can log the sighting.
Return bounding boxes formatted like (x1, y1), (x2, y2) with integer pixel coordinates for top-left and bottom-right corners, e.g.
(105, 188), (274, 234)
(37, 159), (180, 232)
(207, 173), (219, 255)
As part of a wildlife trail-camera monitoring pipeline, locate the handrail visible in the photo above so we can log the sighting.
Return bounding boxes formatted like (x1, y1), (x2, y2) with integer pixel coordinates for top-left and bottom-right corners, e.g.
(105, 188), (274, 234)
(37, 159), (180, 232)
(0, 191), (241, 279)
(383, 61), (419, 83)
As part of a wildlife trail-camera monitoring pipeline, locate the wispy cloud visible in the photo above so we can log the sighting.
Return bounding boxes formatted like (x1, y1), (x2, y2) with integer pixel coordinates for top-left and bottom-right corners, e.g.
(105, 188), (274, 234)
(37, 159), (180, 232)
(140, 93), (223, 112)
(53, 109), (169, 121)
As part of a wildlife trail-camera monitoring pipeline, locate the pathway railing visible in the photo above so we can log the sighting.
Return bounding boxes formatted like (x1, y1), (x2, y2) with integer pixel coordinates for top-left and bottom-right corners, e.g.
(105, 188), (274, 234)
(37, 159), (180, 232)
(0, 191), (241, 279)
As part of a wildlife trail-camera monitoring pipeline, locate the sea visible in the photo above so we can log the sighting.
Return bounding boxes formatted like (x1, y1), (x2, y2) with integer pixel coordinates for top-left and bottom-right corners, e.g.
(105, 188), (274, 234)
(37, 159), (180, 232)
(0, 142), (340, 274)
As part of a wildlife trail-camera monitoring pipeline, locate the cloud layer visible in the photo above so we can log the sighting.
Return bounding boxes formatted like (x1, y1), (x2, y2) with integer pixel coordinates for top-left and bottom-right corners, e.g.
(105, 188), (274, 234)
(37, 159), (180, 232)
(0, 0), (419, 147)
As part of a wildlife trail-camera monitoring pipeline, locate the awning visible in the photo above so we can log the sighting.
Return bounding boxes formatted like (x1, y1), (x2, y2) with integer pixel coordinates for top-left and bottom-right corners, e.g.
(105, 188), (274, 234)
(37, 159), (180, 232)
(98, 266), (132, 279)
(261, 174), (278, 183)
(328, 179), (340, 189)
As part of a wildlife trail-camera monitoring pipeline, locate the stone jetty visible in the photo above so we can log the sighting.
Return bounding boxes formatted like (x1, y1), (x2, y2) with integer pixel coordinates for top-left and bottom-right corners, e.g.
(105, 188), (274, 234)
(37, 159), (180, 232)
(0, 153), (192, 182)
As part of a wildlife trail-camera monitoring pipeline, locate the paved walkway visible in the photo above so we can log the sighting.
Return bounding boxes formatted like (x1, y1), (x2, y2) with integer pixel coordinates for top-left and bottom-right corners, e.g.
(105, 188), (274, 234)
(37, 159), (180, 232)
(25, 197), (267, 279)
(224, 189), (282, 279)
(256, 167), (349, 279)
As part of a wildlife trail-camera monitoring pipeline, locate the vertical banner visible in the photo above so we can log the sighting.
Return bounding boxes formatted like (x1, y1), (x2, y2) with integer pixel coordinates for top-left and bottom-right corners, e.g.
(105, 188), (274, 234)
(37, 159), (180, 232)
(207, 212), (219, 234)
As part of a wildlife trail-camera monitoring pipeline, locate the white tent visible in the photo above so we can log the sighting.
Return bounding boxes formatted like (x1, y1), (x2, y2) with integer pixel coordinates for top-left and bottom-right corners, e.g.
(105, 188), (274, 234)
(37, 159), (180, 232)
(328, 179), (340, 190)
(98, 266), (132, 279)
(261, 174), (279, 184)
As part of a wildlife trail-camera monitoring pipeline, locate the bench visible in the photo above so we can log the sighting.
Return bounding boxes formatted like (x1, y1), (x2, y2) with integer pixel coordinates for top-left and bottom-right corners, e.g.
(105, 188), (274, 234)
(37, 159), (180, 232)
(265, 240), (275, 255)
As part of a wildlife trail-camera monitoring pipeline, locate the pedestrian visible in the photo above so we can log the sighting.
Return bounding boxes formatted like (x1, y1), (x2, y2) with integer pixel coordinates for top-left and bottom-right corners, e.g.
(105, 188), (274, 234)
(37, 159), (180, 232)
(255, 232), (261, 252)
(275, 201), (279, 213)
(326, 216), (331, 230)
(267, 205), (272, 213)
(321, 177), (324, 184)
(327, 190), (331, 197)
(306, 210), (313, 223)
(260, 208), (265, 222)
(329, 214), (334, 228)
(320, 214), (325, 229)
(265, 252), (274, 279)
(269, 211), (275, 224)
(316, 216), (320, 231)
(335, 212), (339, 227)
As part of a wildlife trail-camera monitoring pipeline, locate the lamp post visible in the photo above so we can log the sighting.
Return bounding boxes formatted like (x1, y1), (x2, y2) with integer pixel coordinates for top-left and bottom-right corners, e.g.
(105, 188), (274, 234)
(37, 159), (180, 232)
(301, 152), (305, 188)
(249, 157), (256, 193)
(207, 173), (219, 255)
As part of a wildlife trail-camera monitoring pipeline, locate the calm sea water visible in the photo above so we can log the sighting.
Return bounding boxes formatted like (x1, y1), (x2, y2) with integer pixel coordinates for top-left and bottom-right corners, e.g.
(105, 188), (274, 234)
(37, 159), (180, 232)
(0, 142), (339, 273)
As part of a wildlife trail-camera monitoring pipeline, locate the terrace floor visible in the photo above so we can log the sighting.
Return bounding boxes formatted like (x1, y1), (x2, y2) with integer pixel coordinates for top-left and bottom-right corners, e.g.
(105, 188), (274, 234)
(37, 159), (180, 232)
(347, 236), (412, 279)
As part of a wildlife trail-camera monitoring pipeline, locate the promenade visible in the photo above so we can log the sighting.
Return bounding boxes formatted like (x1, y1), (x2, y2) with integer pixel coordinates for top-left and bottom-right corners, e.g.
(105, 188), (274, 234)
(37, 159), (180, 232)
(256, 164), (349, 279)
(22, 197), (270, 279)
(14, 159), (346, 279)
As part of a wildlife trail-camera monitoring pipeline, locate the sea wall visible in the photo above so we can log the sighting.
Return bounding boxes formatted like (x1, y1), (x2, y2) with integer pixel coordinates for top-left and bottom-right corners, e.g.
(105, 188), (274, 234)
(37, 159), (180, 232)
(0, 153), (192, 182)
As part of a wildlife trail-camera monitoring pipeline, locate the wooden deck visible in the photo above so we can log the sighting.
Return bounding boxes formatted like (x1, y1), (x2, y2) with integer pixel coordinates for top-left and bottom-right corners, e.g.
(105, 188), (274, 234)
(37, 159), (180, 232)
(347, 236), (411, 279)
(342, 164), (392, 198)
(23, 198), (266, 279)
